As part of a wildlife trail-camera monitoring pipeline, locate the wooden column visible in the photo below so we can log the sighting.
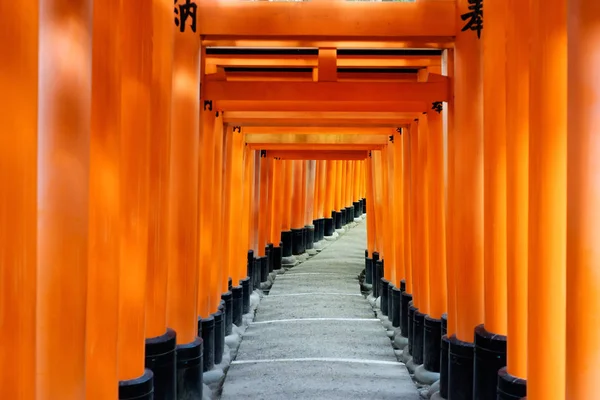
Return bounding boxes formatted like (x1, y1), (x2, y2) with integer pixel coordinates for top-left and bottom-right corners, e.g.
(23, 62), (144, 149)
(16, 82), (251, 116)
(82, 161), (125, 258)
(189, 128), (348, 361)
(505, 0), (529, 384)
(365, 155), (377, 255)
(228, 129), (245, 283)
(258, 154), (269, 255)
(335, 160), (343, 214)
(373, 152), (385, 260)
(528, 0), (567, 398)
(37, 0), (92, 397)
(312, 160), (321, 223)
(291, 160), (304, 229)
(483, 0), (508, 337)
(566, 2), (600, 397)
(324, 160), (335, 219)
(418, 116), (430, 315)
(393, 130), (406, 284)
(197, 106), (216, 318)
(428, 110), (447, 320)
(270, 159), (284, 245)
(167, 16), (200, 345)
(86, 1), (121, 398)
(409, 120), (421, 308)
(211, 113), (225, 310)
(116, 0), (152, 382)
(306, 161), (317, 226)
(453, 0), (484, 342)
(403, 125), (414, 295)
(146, 0), (174, 340)
(0, 2), (38, 399)
(282, 160), (293, 232)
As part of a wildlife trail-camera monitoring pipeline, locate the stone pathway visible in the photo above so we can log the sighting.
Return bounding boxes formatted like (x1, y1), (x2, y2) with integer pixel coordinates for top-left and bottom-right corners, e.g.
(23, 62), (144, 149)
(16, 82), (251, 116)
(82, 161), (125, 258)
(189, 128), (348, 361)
(220, 221), (420, 400)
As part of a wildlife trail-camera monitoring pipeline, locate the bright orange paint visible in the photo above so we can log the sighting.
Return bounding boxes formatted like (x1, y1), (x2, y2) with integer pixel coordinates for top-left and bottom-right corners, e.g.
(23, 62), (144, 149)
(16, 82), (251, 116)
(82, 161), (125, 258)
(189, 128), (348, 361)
(211, 113), (225, 311)
(282, 160), (293, 231)
(0, 2), (38, 399)
(453, 0), (484, 342)
(86, 1), (121, 398)
(37, 0), (92, 396)
(528, 0), (567, 398)
(167, 21), (200, 345)
(146, 0), (174, 340)
(409, 121), (420, 308)
(402, 126), (414, 294)
(566, 2), (600, 397)
(483, 0), (508, 336)
(505, 0), (529, 379)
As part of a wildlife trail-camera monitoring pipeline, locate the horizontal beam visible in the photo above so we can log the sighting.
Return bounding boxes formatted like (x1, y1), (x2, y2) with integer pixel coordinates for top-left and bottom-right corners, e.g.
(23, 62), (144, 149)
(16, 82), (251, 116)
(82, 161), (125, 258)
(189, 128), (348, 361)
(266, 150), (368, 161)
(206, 55), (441, 69)
(241, 127), (395, 136)
(245, 133), (389, 146)
(205, 80), (449, 103)
(223, 112), (418, 127)
(247, 143), (383, 151)
(216, 101), (430, 113)
(203, 37), (454, 49)
(198, 0), (456, 37)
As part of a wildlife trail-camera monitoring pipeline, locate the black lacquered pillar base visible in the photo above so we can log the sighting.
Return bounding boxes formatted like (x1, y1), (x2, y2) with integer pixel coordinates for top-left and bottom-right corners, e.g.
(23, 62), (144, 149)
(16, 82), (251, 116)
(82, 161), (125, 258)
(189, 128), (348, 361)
(371, 252), (379, 288)
(267, 243), (274, 274)
(365, 251), (373, 285)
(198, 315), (215, 372)
(221, 291), (233, 336)
(272, 244), (282, 270)
(345, 206), (354, 224)
(119, 369), (154, 400)
(408, 304), (417, 355)
(341, 208), (347, 225)
(439, 314), (449, 399)
(232, 285), (243, 326)
(334, 211), (343, 229)
(380, 278), (390, 315)
(324, 217), (334, 237)
(291, 228), (305, 255)
(246, 250), (254, 283)
(391, 286), (401, 328)
(241, 277), (251, 314)
(362, 197), (367, 212)
(255, 257), (265, 288)
(281, 230), (293, 257)
(176, 337), (203, 398)
(497, 367), (527, 400)
(145, 328), (176, 400)
(305, 225), (315, 250)
(374, 260), (384, 298)
(213, 308), (224, 365)
(401, 292), (413, 338)
(423, 316), (442, 373)
(387, 284), (393, 322)
(353, 201), (361, 218)
(412, 310), (425, 365)
(448, 334), (475, 400)
(474, 324), (507, 400)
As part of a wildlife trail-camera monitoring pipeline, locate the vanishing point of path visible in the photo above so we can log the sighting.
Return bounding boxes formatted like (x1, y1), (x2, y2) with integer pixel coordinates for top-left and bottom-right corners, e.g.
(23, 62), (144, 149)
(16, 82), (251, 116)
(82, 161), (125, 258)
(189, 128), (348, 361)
(220, 221), (420, 400)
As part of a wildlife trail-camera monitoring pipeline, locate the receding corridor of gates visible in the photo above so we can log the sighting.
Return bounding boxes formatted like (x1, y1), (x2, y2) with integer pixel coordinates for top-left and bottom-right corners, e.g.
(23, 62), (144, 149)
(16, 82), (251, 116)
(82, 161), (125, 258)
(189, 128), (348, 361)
(2, 0), (599, 400)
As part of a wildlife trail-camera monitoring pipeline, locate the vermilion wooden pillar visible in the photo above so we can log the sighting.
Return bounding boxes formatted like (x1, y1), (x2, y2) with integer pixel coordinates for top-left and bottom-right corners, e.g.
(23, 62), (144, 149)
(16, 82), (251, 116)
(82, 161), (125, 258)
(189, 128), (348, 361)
(198, 107), (216, 319)
(116, 0), (153, 389)
(283, 160), (293, 232)
(392, 131), (405, 285)
(270, 159), (284, 246)
(409, 121), (421, 312)
(227, 128), (245, 284)
(146, 0), (173, 341)
(449, 1), (484, 397)
(477, 0), (509, 397)
(502, 0), (529, 391)
(37, 1), (92, 398)
(0, 2), (38, 399)
(403, 125), (414, 297)
(211, 113), (225, 312)
(381, 147), (395, 284)
(365, 155), (377, 255)
(86, 1), (121, 399)
(168, 11), (200, 345)
(566, 2), (600, 398)
(529, 1), (567, 399)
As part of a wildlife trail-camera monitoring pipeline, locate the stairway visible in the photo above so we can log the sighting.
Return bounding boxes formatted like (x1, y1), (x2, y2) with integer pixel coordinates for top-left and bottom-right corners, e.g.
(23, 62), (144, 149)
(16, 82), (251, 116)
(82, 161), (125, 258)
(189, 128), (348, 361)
(220, 221), (419, 399)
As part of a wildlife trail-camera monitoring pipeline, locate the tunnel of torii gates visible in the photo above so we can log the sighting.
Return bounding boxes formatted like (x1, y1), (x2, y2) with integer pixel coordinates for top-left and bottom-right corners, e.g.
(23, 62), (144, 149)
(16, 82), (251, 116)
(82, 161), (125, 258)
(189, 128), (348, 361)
(1, 0), (599, 399)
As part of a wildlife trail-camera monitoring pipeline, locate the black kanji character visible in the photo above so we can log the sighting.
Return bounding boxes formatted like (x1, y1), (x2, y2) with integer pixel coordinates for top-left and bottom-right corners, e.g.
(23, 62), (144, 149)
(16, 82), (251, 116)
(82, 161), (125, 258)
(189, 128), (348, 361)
(174, 0), (197, 33)
(432, 102), (443, 113)
(460, 0), (483, 39)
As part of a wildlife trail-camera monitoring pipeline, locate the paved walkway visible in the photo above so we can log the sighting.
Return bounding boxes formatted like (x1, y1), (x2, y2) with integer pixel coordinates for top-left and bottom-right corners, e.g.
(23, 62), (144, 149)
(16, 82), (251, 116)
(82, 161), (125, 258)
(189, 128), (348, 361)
(220, 221), (420, 400)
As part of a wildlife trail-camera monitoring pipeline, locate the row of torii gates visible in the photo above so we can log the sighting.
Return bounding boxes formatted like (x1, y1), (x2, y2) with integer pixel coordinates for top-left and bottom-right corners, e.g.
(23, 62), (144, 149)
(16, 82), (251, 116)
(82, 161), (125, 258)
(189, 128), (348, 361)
(1, 0), (598, 400)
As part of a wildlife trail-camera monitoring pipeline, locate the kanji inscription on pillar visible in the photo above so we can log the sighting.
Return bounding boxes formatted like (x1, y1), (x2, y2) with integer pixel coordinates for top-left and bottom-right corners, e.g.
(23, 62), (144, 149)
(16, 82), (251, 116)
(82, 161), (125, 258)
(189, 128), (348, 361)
(174, 0), (197, 33)
(460, 0), (483, 39)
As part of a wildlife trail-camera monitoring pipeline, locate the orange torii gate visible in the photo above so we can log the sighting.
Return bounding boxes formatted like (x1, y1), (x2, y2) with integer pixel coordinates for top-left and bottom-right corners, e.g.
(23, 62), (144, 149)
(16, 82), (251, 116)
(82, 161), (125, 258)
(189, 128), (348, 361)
(2, 1), (599, 400)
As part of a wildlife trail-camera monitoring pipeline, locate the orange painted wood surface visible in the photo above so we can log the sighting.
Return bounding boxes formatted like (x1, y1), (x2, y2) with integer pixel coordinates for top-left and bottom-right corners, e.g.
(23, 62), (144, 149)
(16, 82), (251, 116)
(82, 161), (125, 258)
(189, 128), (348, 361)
(167, 22), (200, 345)
(505, 0), (529, 379)
(86, 1), (121, 398)
(528, 0), (567, 398)
(37, 0), (92, 396)
(453, 0), (484, 342)
(0, 2), (38, 399)
(402, 126), (414, 294)
(483, 0), (508, 336)
(566, 1), (600, 397)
